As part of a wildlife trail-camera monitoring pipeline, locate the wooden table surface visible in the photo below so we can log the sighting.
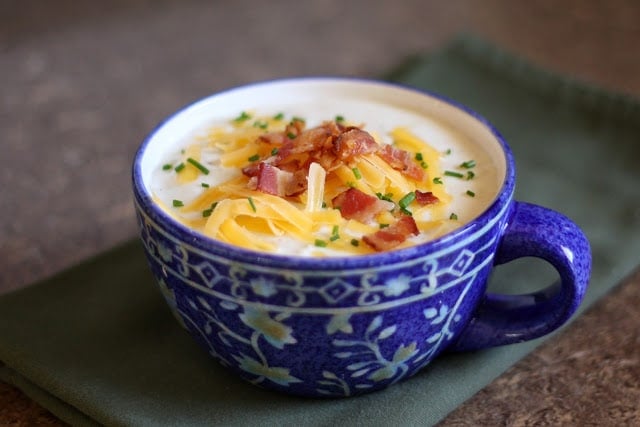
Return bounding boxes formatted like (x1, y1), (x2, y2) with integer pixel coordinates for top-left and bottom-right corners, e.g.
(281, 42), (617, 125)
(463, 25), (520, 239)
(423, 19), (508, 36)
(2, 1), (639, 425)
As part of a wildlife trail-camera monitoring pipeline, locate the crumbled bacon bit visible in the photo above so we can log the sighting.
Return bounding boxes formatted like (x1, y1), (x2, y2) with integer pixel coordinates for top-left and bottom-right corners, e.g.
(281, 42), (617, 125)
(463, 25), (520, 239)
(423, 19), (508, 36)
(286, 170), (308, 196)
(362, 215), (419, 251)
(333, 128), (378, 161)
(253, 162), (309, 197)
(274, 122), (341, 172)
(415, 190), (439, 205)
(258, 132), (288, 146)
(331, 188), (392, 223)
(285, 119), (306, 139)
(255, 162), (292, 196)
(377, 145), (425, 181)
(272, 121), (379, 173)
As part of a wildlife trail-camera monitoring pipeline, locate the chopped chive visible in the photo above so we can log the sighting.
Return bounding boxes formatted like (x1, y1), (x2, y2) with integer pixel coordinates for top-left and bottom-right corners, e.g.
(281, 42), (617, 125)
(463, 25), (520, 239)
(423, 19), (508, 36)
(398, 192), (416, 209)
(466, 171), (475, 180)
(287, 132), (296, 139)
(172, 199), (184, 208)
(352, 167), (362, 180)
(379, 223), (390, 229)
(449, 213), (458, 220)
(253, 120), (268, 129)
(350, 238), (360, 247)
(466, 190), (476, 197)
(233, 111), (251, 123)
(270, 147), (279, 156)
(174, 162), (186, 173)
(415, 152), (423, 161)
(445, 148), (452, 155)
(202, 202), (218, 217)
(433, 177), (443, 185)
(376, 192), (394, 202)
(330, 225), (340, 241)
(444, 170), (464, 178)
(162, 164), (172, 171)
(322, 201), (327, 208)
(273, 112), (284, 120)
(460, 160), (476, 169)
(187, 157), (210, 175)
(201, 182), (210, 188)
(248, 197), (257, 212)
(420, 161), (428, 169)
(315, 239), (328, 247)
(248, 154), (261, 162)
(292, 116), (305, 123)
(335, 115), (345, 122)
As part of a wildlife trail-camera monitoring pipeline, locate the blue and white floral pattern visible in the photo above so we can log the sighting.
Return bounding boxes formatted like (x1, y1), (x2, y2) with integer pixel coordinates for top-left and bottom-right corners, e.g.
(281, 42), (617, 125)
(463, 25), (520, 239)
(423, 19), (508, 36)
(135, 195), (505, 397)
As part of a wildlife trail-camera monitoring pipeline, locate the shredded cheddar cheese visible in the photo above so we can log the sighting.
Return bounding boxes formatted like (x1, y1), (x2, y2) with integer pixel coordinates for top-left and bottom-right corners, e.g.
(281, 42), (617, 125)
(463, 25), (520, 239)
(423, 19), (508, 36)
(160, 113), (462, 254)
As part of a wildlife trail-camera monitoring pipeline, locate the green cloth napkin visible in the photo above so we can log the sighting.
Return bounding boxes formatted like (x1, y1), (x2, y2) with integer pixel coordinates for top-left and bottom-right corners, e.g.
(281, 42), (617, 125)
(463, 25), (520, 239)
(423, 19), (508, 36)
(2, 35), (639, 426)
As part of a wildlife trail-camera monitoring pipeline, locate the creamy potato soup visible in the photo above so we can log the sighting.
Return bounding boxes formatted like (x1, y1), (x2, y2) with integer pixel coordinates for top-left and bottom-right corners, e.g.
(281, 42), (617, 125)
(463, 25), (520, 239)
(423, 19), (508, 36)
(151, 105), (502, 256)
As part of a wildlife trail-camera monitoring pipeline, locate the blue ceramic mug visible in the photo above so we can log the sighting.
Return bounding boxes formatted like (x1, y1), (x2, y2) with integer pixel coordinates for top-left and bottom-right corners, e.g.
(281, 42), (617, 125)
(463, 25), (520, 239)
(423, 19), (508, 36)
(132, 78), (591, 397)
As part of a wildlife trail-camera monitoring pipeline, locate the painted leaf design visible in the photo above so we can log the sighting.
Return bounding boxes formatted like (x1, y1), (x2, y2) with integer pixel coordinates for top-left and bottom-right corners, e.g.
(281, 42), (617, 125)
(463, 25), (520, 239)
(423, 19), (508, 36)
(377, 325), (397, 340)
(351, 368), (371, 378)
(392, 342), (418, 363)
(368, 366), (396, 382)
(220, 301), (239, 311)
(366, 315), (383, 334)
(347, 361), (373, 371)
(427, 332), (441, 343)
(423, 307), (438, 319)
(334, 352), (353, 358)
(333, 339), (359, 347)
(322, 370), (338, 379)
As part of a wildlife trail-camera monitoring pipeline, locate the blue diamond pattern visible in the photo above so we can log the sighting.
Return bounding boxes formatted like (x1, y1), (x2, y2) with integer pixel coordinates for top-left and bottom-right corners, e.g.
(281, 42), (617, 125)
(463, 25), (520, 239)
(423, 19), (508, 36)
(448, 249), (475, 276)
(319, 278), (355, 303)
(194, 261), (226, 288)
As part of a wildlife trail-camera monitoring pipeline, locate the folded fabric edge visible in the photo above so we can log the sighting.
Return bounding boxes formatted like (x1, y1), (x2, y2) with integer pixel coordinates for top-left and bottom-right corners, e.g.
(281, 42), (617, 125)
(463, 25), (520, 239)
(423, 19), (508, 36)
(390, 33), (640, 125)
(0, 363), (100, 427)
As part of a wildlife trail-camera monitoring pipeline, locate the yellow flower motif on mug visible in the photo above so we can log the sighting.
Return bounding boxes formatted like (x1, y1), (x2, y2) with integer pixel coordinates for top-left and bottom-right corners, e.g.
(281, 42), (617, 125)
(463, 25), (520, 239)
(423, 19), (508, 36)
(239, 308), (297, 349)
(249, 276), (278, 297)
(234, 354), (302, 386)
(368, 342), (418, 382)
(326, 313), (353, 335)
(384, 274), (411, 296)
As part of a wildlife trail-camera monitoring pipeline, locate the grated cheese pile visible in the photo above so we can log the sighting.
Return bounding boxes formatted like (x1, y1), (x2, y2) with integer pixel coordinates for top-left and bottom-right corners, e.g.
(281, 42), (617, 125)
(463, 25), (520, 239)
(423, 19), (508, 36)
(155, 112), (474, 255)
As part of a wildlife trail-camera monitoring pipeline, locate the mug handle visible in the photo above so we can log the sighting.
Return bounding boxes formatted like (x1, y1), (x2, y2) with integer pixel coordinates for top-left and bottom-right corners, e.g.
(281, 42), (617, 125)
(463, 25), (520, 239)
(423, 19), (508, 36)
(450, 201), (591, 352)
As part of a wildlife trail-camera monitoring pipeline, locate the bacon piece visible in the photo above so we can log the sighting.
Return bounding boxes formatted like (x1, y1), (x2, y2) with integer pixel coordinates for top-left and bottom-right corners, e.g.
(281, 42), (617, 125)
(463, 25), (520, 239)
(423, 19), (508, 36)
(274, 122), (334, 171)
(285, 119), (306, 139)
(415, 190), (439, 205)
(253, 162), (309, 197)
(377, 145), (425, 181)
(333, 128), (378, 161)
(242, 162), (261, 177)
(258, 132), (288, 146)
(272, 122), (381, 175)
(254, 162), (293, 196)
(285, 170), (308, 196)
(332, 188), (392, 223)
(363, 215), (419, 252)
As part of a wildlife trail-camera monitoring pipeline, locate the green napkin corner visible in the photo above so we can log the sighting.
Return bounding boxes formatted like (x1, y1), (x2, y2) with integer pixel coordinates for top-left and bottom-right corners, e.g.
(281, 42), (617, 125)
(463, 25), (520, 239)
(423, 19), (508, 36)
(1, 35), (639, 426)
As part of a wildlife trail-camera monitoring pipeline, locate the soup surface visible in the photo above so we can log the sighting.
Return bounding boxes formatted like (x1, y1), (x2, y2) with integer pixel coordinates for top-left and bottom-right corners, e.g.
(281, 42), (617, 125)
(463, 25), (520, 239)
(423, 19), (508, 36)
(151, 105), (501, 256)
